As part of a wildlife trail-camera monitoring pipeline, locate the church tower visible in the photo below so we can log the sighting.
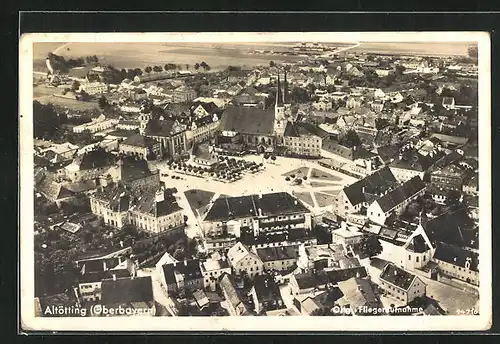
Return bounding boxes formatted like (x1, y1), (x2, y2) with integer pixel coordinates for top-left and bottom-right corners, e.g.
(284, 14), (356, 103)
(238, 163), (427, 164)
(274, 71), (287, 143)
(282, 68), (292, 119)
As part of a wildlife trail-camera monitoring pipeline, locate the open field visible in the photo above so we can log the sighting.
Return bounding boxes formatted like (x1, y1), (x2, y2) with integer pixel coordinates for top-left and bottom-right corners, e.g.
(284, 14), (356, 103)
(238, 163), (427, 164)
(34, 94), (99, 111)
(349, 41), (474, 57)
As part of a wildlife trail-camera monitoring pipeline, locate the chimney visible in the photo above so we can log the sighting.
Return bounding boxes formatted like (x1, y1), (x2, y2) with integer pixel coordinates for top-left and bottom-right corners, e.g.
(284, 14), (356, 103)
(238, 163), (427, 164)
(112, 274), (116, 281)
(361, 186), (366, 194)
(341, 221), (347, 230)
(258, 208), (263, 217)
(184, 260), (188, 267)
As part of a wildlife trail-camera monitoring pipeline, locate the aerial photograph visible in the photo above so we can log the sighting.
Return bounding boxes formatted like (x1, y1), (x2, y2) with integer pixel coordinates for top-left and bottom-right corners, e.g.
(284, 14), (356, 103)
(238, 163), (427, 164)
(30, 38), (481, 319)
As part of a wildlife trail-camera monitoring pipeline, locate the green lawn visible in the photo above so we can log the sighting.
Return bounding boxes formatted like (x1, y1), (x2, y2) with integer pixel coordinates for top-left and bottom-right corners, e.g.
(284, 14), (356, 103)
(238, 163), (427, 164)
(184, 189), (216, 214)
(314, 192), (337, 208)
(282, 167), (310, 179)
(310, 168), (342, 182)
(294, 192), (314, 207)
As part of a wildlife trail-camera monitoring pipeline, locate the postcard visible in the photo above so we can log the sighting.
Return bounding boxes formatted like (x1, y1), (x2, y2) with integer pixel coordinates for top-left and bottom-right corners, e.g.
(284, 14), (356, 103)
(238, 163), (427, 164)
(19, 31), (491, 332)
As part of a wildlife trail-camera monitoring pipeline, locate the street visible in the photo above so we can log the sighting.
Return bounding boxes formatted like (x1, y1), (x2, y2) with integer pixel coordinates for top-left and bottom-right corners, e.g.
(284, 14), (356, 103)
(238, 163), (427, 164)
(137, 268), (178, 316)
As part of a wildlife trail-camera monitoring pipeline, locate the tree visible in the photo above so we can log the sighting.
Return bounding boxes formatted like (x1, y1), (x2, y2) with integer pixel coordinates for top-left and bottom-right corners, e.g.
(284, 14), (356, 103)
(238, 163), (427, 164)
(145, 66), (152, 74)
(134, 68), (143, 76)
(71, 80), (81, 91)
(185, 64), (190, 70)
(342, 129), (361, 148)
(194, 63), (200, 72)
(153, 65), (163, 73)
(269, 60), (276, 68)
(98, 95), (108, 110)
(360, 234), (383, 259)
(311, 307), (336, 316)
(468, 46), (478, 60)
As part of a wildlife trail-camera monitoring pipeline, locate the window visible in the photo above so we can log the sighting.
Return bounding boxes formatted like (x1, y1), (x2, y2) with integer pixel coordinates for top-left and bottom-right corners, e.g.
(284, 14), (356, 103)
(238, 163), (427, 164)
(416, 256), (419, 263)
(408, 255), (411, 261)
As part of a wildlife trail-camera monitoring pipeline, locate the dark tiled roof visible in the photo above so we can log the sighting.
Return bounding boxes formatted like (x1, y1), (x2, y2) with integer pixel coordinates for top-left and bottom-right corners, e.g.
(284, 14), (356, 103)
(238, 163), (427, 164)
(434, 242), (479, 272)
(376, 176), (426, 213)
(326, 266), (368, 284)
(79, 149), (115, 170)
(191, 101), (220, 115)
(256, 246), (298, 262)
(101, 276), (154, 304)
(119, 158), (155, 184)
(121, 133), (158, 148)
(406, 234), (430, 253)
(379, 263), (417, 291)
(133, 187), (182, 218)
(322, 138), (356, 160)
(145, 119), (185, 137)
(390, 149), (445, 172)
(343, 166), (398, 206)
(219, 105), (275, 135)
(107, 129), (138, 138)
(284, 122), (328, 138)
(204, 192), (309, 222)
(376, 144), (403, 163)
(424, 206), (478, 249)
(36, 173), (74, 200)
(252, 274), (283, 304)
(219, 273), (246, 311)
(94, 183), (132, 212)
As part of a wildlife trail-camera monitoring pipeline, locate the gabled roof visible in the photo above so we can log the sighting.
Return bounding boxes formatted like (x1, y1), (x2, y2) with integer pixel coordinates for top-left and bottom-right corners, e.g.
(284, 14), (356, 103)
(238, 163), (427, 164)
(433, 242), (479, 272)
(375, 176), (426, 213)
(343, 166), (398, 206)
(101, 276), (154, 304)
(337, 277), (379, 310)
(424, 206), (478, 249)
(144, 119), (185, 137)
(133, 187), (182, 218)
(379, 263), (418, 291)
(255, 246), (298, 262)
(405, 234), (431, 253)
(219, 105), (275, 135)
(120, 133), (158, 148)
(204, 192), (309, 222)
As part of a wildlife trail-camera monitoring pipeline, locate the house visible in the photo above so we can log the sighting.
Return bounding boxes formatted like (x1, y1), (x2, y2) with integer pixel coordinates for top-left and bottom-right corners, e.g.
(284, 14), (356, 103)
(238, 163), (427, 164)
(442, 96), (456, 110)
(118, 133), (162, 160)
(144, 118), (188, 158)
(255, 246), (299, 272)
(64, 148), (116, 183)
(312, 99), (333, 111)
(218, 273), (252, 316)
(424, 206), (478, 250)
(202, 192), (312, 238)
(283, 122), (323, 158)
(429, 133), (468, 148)
(200, 256), (232, 292)
(190, 142), (218, 167)
(375, 68), (392, 77)
(186, 113), (220, 144)
(79, 81), (108, 95)
(90, 184), (184, 234)
(334, 166), (398, 218)
(101, 157), (160, 191)
(73, 114), (119, 134)
(331, 222), (365, 247)
(100, 276), (156, 316)
(367, 176), (426, 225)
(289, 266), (368, 297)
(337, 277), (380, 315)
(379, 263), (426, 305)
(430, 164), (469, 191)
(371, 100), (385, 112)
(463, 173), (478, 196)
(433, 242), (479, 286)
(77, 256), (136, 303)
(389, 149), (445, 183)
(249, 274), (287, 315)
(227, 242), (264, 279)
(346, 96), (363, 109)
(128, 186), (184, 235)
(38, 142), (78, 163)
(161, 259), (204, 296)
(35, 172), (75, 205)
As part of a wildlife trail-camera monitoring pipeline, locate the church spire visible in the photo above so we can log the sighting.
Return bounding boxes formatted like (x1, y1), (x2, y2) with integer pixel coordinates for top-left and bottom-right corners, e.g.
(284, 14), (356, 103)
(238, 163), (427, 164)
(276, 70), (283, 107)
(283, 68), (288, 104)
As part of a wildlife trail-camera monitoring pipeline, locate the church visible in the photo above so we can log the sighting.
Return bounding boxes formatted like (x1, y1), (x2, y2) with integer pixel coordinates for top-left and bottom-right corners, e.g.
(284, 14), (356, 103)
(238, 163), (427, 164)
(217, 69), (293, 153)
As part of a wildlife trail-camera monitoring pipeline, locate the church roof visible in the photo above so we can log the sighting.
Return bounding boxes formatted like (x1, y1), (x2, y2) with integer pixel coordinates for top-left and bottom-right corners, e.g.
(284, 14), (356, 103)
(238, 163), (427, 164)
(219, 106), (275, 135)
